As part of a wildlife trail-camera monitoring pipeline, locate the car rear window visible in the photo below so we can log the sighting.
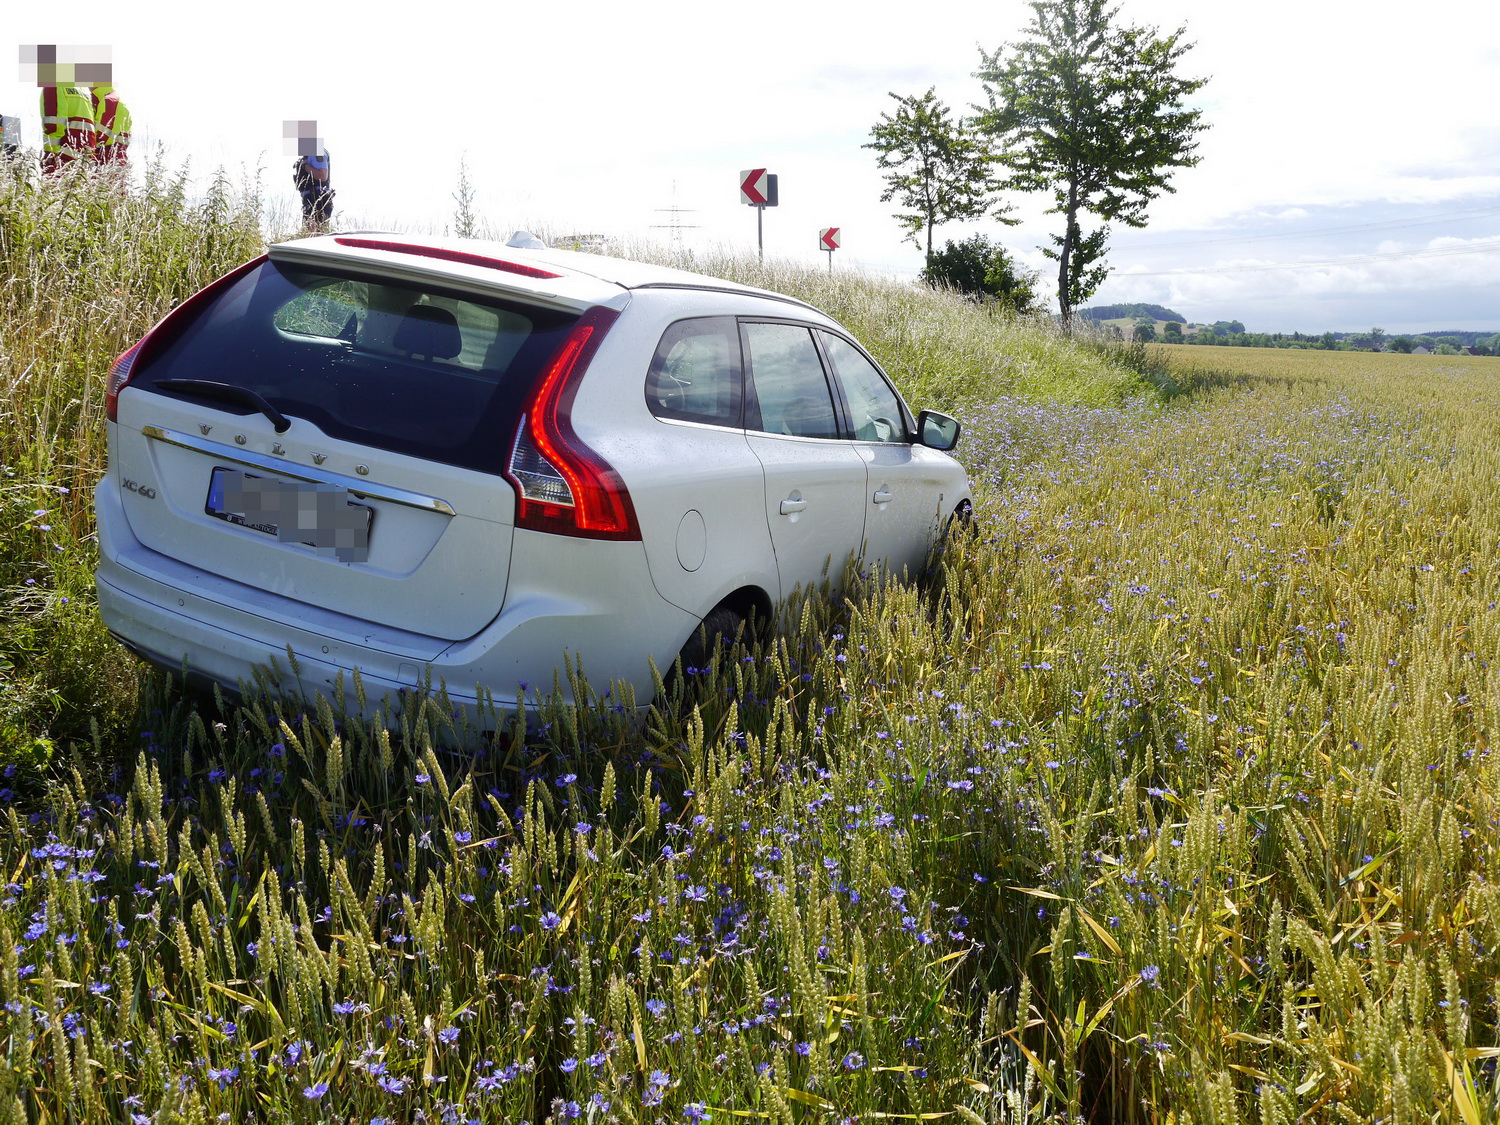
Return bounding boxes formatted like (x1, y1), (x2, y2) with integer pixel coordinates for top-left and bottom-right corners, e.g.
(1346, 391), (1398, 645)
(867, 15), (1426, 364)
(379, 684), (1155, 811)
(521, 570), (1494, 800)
(132, 260), (580, 475)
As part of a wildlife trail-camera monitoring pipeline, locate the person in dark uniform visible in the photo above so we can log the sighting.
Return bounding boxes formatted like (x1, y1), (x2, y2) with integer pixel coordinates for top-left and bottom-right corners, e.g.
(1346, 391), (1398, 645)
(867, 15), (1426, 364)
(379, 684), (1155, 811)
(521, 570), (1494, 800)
(293, 150), (335, 231)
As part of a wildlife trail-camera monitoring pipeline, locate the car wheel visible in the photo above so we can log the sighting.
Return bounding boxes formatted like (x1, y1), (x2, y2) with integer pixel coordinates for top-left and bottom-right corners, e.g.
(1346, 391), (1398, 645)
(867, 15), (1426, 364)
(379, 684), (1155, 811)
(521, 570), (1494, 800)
(944, 499), (974, 539)
(676, 604), (747, 677)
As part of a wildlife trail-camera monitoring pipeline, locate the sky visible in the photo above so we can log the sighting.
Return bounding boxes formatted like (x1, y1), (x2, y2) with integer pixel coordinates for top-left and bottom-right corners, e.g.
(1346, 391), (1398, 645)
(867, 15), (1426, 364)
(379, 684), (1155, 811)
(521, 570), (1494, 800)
(5, 0), (1499, 334)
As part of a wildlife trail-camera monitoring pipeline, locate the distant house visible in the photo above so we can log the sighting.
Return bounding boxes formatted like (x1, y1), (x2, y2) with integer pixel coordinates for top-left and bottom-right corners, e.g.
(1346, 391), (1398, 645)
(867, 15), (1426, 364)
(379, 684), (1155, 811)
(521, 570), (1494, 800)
(1411, 345), (1432, 355)
(1461, 346), (1481, 356)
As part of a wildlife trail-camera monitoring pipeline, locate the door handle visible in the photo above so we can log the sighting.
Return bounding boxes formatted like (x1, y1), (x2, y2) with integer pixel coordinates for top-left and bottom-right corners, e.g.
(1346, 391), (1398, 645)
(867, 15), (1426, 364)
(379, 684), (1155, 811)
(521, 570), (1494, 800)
(779, 497), (808, 515)
(872, 488), (892, 505)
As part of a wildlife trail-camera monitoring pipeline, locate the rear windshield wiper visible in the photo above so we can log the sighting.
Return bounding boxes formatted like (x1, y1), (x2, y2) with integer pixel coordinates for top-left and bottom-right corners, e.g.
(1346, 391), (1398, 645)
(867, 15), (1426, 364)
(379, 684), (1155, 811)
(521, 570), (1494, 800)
(152, 379), (292, 434)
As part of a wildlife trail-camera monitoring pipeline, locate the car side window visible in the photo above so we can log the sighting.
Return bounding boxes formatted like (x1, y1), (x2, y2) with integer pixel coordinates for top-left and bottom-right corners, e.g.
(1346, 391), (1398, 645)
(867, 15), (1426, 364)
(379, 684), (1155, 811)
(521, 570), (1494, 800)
(645, 317), (742, 426)
(820, 332), (909, 443)
(742, 322), (841, 439)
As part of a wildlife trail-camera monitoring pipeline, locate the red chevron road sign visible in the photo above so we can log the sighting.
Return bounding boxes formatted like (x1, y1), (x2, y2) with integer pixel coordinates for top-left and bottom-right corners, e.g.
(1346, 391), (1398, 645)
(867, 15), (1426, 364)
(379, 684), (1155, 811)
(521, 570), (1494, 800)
(739, 168), (778, 206)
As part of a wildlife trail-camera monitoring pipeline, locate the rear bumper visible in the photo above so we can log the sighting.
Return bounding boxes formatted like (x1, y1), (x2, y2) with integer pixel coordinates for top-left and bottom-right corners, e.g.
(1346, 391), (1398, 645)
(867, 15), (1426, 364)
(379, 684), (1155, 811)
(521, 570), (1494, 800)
(95, 478), (696, 713)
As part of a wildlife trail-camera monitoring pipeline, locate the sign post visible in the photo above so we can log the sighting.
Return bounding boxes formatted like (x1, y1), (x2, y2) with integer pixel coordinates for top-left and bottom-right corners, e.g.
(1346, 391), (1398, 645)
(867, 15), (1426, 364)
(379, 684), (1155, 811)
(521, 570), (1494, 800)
(739, 168), (779, 262)
(819, 227), (840, 271)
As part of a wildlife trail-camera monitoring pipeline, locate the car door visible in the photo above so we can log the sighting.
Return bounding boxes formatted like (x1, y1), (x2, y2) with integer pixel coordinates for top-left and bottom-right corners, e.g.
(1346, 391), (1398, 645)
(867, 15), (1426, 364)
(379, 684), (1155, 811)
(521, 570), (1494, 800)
(632, 315), (773, 616)
(818, 331), (951, 580)
(740, 320), (867, 601)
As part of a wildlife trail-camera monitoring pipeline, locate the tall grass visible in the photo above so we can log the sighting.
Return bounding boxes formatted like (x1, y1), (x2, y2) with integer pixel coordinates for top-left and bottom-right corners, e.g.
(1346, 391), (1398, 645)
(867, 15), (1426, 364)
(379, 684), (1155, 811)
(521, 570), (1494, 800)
(6, 171), (1499, 1121)
(0, 159), (266, 758)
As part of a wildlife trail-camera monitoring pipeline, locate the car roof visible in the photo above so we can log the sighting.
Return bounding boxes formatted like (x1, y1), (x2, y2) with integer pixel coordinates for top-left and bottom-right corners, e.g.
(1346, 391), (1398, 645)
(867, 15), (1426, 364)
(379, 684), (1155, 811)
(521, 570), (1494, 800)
(268, 231), (820, 315)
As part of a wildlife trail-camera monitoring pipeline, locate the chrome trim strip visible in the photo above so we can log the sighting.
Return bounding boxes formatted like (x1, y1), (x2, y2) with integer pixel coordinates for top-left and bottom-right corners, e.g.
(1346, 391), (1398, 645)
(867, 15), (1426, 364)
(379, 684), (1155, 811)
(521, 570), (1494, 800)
(140, 425), (458, 516)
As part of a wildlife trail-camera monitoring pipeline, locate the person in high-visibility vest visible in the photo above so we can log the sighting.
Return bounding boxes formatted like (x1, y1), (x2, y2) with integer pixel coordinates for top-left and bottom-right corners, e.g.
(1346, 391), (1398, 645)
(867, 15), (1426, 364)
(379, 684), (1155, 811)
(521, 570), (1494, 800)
(90, 83), (131, 166)
(40, 81), (98, 172)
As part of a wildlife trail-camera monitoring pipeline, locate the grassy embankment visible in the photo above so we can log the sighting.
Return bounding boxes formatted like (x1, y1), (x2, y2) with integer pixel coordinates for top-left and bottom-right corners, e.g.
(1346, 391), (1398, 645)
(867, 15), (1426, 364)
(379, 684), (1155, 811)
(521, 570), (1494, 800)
(3, 168), (1500, 1123)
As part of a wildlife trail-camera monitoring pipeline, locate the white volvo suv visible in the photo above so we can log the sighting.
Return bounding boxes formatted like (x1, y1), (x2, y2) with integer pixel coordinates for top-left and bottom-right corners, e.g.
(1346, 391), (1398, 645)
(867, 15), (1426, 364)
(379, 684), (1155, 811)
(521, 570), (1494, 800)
(95, 233), (970, 711)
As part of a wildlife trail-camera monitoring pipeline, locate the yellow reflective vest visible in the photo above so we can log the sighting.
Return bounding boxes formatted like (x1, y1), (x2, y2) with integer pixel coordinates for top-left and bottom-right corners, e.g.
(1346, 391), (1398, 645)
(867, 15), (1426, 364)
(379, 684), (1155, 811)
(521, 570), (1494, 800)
(91, 84), (132, 165)
(40, 84), (96, 171)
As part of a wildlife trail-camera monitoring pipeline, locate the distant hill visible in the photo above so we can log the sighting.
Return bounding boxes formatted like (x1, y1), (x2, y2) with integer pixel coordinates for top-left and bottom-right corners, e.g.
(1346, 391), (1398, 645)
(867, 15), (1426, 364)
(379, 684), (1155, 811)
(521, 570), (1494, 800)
(1078, 303), (1186, 324)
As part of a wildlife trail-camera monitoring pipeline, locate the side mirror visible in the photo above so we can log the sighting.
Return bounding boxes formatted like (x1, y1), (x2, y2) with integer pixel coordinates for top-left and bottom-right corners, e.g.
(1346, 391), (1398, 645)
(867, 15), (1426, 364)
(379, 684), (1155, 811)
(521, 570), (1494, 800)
(917, 409), (961, 451)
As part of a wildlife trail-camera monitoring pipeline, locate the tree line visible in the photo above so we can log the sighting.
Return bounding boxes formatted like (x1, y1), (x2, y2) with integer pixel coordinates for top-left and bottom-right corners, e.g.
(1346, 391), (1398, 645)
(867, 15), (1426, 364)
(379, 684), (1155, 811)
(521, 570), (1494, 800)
(864, 0), (1207, 328)
(1129, 324), (1500, 354)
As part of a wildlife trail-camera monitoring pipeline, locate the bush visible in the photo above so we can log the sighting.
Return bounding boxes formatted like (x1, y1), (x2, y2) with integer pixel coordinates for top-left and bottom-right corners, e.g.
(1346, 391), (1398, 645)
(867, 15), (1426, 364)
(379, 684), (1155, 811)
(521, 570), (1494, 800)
(921, 234), (1041, 315)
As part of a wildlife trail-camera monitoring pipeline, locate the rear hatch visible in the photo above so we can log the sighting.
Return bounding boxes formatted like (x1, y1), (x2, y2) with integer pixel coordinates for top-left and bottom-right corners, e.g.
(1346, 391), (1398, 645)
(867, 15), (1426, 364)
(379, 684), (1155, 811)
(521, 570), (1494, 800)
(111, 245), (605, 642)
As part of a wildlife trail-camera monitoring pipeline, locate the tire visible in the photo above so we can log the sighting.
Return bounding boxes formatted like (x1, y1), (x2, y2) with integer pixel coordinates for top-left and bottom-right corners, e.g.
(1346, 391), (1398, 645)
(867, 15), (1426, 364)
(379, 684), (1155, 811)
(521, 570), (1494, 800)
(676, 605), (747, 677)
(943, 499), (975, 541)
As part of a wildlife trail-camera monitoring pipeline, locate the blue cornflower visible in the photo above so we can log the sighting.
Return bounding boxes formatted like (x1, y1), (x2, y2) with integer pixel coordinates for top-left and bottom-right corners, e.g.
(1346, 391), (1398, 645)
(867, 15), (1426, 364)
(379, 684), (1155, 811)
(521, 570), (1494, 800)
(842, 1051), (865, 1071)
(302, 1082), (329, 1099)
(1140, 965), (1161, 987)
(540, 911), (562, 931)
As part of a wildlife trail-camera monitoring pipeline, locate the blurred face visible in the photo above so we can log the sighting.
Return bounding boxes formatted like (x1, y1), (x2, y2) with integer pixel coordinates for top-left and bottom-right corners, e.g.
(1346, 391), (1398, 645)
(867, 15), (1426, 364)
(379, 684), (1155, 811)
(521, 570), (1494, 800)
(22, 45), (111, 87)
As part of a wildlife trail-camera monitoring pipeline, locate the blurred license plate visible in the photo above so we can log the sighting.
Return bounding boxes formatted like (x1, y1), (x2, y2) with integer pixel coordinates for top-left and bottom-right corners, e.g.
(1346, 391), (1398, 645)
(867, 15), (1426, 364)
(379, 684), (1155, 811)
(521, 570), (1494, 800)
(205, 467), (372, 563)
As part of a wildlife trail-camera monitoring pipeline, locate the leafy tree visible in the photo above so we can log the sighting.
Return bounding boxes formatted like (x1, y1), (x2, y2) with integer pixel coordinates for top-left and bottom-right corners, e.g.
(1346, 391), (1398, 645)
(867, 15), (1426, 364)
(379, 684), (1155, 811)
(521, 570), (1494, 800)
(1161, 319), (1182, 340)
(1078, 302), (1185, 323)
(864, 89), (1009, 258)
(1388, 337), (1413, 354)
(1132, 318), (1156, 342)
(975, 0), (1208, 328)
(1210, 320), (1244, 336)
(922, 234), (1041, 314)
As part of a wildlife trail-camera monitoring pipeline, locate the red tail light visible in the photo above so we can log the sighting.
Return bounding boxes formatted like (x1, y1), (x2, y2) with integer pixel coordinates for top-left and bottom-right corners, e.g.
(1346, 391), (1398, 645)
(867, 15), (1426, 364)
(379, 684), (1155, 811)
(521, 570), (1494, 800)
(507, 306), (640, 541)
(105, 339), (147, 422)
(103, 254), (269, 423)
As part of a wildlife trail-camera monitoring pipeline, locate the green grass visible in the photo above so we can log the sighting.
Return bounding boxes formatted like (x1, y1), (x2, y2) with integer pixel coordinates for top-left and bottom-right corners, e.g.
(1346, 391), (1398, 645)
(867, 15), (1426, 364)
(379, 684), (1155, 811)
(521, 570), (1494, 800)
(3, 168), (1499, 1123)
(1, 158), (266, 763)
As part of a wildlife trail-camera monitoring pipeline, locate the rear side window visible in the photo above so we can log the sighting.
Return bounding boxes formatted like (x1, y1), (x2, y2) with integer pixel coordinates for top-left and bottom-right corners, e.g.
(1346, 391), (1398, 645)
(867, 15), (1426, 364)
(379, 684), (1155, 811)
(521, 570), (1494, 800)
(133, 260), (578, 474)
(645, 317), (742, 426)
(742, 322), (840, 440)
